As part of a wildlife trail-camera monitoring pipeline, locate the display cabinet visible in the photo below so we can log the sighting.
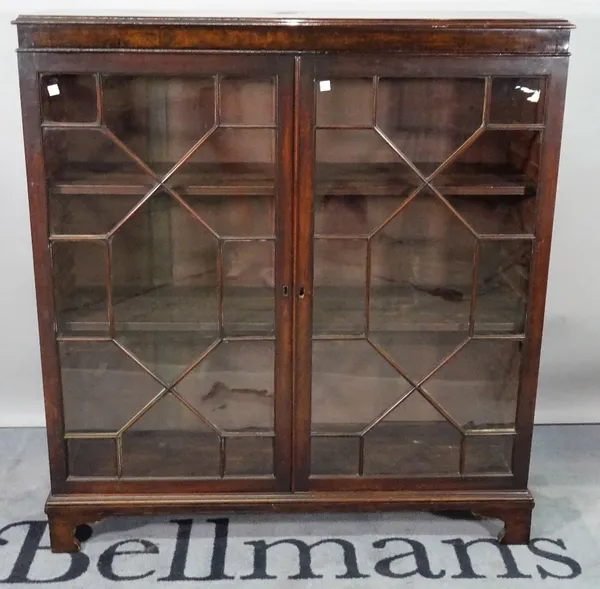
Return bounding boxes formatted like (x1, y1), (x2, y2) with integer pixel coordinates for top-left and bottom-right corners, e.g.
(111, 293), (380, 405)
(14, 14), (572, 552)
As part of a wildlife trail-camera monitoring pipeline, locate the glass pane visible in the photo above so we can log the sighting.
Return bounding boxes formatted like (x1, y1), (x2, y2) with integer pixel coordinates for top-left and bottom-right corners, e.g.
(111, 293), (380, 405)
(41, 74), (97, 123)
(370, 186), (475, 334)
(432, 130), (540, 236)
(312, 437), (359, 475)
(316, 129), (423, 238)
(363, 393), (461, 476)
(103, 76), (215, 167)
(464, 435), (514, 474)
(225, 437), (273, 476)
(422, 339), (522, 430)
(166, 127), (276, 340)
(313, 239), (366, 335)
(175, 340), (274, 434)
(52, 241), (108, 337)
(60, 340), (163, 434)
(311, 340), (412, 435)
(166, 128), (274, 192)
(44, 127), (155, 238)
(183, 195), (274, 238)
(67, 438), (116, 477)
(317, 78), (373, 127)
(476, 240), (531, 334)
(368, 332), (467, 385)
(50, 194), (143, 237)
(46, 72), (280, 482)
(490, 78), (546, 125)
(117, 332), (217, 387)
(441, 194), (536, 237)
(220, 78), (275, 125)
(43, 129), (156, 229)
(223, 241), (275, 336)
(121, 392), (220, 477)
(111, 189), (219, 380)
(311, 76), (529, 481)
(378, 78), (485, 175)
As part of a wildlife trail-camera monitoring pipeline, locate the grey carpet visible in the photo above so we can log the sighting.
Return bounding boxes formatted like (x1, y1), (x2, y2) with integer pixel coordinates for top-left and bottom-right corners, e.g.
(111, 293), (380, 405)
(0, 425), (596, 587)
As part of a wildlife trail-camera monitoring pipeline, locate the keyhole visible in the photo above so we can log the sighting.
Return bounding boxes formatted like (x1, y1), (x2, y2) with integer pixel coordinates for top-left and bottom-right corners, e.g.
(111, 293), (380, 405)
(282, 285), (289, 297)
(298, 286), (305, 299)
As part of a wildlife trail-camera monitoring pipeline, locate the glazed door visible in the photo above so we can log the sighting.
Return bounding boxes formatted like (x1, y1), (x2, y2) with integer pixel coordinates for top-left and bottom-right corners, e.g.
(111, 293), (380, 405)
(30, 53), (294, 492)
(294, 55), (553, 491)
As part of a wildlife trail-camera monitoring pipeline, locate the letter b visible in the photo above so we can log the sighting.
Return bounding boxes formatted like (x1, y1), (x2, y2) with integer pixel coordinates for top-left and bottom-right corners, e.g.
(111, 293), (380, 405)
(0, 520), (90, 583)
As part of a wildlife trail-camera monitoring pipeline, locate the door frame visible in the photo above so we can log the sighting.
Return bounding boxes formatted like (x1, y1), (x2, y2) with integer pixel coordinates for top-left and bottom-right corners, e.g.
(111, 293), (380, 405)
(292, 53), (568, 492)
(19, 50), (296, 494)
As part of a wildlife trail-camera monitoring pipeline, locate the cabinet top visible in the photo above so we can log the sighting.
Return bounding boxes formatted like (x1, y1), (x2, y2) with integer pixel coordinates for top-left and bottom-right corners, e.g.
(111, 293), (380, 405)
(14, 15), (574, 55)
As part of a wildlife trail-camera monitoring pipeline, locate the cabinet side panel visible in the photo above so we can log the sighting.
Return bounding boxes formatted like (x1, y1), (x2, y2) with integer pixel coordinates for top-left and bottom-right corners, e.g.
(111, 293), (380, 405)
(17, 53), (67, 490)
(514, 57), (570, 487)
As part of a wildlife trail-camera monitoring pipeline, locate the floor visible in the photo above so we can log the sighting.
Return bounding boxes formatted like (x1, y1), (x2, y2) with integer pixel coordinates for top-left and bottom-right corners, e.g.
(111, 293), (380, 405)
(0, 424), (597, 587)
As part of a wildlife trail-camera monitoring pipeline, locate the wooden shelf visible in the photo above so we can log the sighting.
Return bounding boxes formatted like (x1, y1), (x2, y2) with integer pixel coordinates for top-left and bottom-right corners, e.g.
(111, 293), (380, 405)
(317, 163), (531, 197)
(49, 163), (531, 198)
(57, 285), (524, 336)
(50, 163), (275, 197)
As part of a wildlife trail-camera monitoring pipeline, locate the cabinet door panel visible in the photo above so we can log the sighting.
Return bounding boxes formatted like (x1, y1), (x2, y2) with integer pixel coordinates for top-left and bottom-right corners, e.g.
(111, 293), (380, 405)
(38, 54), (293, 489)
(295, 56), (550, 490)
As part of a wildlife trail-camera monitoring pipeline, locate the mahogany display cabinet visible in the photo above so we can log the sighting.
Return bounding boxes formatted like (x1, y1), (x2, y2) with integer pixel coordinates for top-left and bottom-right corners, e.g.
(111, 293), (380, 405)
(14, 15), (573, 552)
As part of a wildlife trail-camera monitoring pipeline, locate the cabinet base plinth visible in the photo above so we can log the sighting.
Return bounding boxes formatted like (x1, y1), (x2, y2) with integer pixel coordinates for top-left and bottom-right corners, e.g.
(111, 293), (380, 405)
(47, 516), (101, 553)
(45, 489), (533, 552)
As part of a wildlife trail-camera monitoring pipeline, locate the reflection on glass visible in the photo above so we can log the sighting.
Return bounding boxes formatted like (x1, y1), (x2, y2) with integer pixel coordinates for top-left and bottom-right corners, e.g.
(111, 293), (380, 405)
(490, 78), (546, 124)
(60, 340), (163, 434)
(176, 340), (274, 434)
(41, 74), (97, 123)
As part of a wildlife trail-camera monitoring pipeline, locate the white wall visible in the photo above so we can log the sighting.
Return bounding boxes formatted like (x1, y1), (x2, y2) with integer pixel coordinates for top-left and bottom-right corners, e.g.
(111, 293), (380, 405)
(1, 0), (599, 427)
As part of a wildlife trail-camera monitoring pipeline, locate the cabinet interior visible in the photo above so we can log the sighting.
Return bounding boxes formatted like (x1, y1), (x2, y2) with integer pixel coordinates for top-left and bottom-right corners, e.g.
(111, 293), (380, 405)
(40, 71), (542, 480)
